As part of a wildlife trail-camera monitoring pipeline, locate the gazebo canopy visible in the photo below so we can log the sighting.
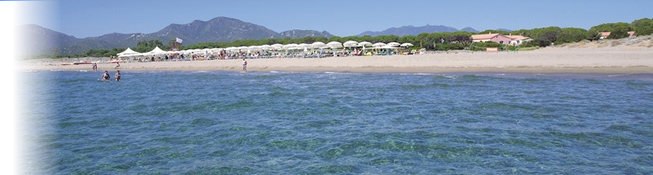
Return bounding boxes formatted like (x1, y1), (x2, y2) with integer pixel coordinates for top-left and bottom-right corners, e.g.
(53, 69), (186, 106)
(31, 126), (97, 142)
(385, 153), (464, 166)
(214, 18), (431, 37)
(146, 46), (167, 55)
(117, 47), (141, 57)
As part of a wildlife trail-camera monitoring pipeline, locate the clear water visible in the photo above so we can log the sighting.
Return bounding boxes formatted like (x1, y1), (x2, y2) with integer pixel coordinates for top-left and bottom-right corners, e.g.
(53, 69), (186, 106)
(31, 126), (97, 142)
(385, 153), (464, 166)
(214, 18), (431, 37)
(19, 71), (653, 174)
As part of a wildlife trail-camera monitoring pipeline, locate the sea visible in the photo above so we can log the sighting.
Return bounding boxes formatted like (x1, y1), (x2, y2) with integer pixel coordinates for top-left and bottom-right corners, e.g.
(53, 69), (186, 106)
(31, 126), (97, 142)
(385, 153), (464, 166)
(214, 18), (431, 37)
(18, 70), (653, 174)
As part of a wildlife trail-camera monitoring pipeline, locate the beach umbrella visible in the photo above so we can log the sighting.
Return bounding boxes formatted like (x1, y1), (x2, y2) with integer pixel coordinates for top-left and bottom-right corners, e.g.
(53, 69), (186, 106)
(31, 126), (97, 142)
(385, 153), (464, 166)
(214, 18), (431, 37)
(298, 43), (311, 55)
(298, 43), (311, 49)
(400, 43), (414, 47)
(283, 43), (299, 50)
(326, 41), (342, 57)
(191, 49), (203, 55)
(311, 41), (326, 49)
(248, 45), (261, 51)
(226, 47), (238, 52)
(382, 45), (399, 49)
(387, 42), (400, 47)
(201, 48), (212, 56)
(260, 44), (272, 50)
(358, 41), (372, 47)
(381, 45), (400, 55)
(271, 44), (284, 50)
(372, 42), (386, 48)
(343, 40), (358, 47)
(326, 41), (342, 48)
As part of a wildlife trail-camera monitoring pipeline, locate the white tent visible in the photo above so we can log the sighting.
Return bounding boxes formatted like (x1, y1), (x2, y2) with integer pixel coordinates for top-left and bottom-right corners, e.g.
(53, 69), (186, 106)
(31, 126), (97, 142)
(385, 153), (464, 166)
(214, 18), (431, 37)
(146, 46), (167, 56)
(117, 47), (141, 57)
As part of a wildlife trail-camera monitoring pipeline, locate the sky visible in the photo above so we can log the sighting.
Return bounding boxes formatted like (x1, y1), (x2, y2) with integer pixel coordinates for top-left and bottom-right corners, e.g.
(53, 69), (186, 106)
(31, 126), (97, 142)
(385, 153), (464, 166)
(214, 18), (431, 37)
(18, 0), (653, 38)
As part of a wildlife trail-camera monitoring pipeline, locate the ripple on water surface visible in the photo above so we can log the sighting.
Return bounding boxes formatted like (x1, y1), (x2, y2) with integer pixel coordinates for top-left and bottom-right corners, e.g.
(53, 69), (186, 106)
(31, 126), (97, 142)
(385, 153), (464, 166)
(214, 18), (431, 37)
(19, 71), (653, 174)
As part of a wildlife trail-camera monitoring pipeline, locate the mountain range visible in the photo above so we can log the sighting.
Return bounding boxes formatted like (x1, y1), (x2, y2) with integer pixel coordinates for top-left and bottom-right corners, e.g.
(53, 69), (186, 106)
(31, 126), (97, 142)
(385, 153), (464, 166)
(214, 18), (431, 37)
(358, 25), (479, 37)
(21, 16), (505, 55)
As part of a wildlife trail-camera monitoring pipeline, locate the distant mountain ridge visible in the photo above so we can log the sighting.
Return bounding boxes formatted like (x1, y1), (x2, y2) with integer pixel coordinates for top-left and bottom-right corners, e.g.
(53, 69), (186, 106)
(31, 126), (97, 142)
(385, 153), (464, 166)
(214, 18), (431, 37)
(358, 25), (480, 36)
(279, 30), (334, 38)
(22, 17), (336, 55)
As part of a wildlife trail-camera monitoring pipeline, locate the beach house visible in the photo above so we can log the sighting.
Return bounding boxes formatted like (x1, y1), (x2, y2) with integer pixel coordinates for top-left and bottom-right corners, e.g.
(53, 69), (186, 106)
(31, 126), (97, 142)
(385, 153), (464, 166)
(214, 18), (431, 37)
(599, 31), (636, 39)
(506, 34), (533, 46)
(471, 33), (532, 46)
(628, 31), (636, 37)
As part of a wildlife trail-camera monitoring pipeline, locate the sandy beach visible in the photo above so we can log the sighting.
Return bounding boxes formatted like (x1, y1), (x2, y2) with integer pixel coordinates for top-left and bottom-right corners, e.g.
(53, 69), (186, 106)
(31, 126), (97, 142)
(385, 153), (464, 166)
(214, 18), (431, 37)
(21, 37), (653, 74)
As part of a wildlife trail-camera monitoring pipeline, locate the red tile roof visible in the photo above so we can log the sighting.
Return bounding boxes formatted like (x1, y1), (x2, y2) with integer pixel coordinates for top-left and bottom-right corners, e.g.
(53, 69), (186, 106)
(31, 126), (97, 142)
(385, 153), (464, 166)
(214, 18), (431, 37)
(472, 33), (530, 41)
(628, 31), (636, 36)
(506, 34), (530, 40)
(471, 33), (500, 40)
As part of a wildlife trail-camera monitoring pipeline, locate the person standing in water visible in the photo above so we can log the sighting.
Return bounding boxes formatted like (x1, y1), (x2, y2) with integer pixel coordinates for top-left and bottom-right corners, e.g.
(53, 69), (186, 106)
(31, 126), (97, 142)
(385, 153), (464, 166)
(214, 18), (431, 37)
(115, 70), (121, 81)
(101, 71), (110, 81)
(242, 58), (247, 72)
(92, 63), (98, 72)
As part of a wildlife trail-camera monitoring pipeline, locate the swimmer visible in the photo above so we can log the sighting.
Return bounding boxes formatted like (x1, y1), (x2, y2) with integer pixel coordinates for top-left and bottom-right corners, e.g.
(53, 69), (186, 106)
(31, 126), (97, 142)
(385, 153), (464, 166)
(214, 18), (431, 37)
(115, 70), (121, 81)
(101, 71), (110, 81)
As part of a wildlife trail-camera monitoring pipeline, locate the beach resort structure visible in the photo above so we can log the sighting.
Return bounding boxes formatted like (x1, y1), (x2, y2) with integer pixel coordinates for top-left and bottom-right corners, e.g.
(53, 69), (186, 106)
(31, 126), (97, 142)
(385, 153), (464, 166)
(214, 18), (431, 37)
(114, 41), (419, 62)
(471, 33), (532, 46)
(600, 32), (611, 39)
(599, 31), (636, 39)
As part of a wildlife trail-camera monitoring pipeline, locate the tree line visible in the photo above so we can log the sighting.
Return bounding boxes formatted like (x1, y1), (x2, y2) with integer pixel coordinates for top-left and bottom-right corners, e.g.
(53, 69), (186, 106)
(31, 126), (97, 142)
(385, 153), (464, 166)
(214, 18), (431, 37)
(54, 18), (653, 58)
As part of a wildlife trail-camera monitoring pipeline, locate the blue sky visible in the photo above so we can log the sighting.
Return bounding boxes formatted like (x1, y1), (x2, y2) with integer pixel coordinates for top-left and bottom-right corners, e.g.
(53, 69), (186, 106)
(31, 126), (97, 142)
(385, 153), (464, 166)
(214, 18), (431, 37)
(25, 0), (653, 38)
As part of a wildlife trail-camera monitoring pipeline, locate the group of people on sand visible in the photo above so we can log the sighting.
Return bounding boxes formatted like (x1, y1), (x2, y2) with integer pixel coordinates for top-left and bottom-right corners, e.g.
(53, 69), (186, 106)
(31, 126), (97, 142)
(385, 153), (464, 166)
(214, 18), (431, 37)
(101, 70), (121, 81)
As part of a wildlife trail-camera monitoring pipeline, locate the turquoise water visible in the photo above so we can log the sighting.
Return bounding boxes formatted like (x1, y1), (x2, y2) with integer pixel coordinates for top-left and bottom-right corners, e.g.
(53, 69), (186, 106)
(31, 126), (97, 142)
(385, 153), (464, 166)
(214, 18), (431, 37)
(19, 71), (653, 174)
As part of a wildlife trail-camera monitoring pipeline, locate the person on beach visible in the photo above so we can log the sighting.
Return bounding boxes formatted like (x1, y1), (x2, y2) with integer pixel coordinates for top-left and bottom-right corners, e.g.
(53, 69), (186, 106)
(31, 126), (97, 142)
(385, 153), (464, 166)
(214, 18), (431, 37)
(242, 58), (247, 72)
(101, 71), (110, 81)
(92, 63), (98, 72)
(114, 62), (121, 69)
(115, 70), (121, 81)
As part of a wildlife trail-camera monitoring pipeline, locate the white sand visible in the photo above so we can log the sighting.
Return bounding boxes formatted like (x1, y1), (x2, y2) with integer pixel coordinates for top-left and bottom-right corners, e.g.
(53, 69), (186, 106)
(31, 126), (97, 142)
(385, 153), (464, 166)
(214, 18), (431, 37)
(20, 37), (653, 74)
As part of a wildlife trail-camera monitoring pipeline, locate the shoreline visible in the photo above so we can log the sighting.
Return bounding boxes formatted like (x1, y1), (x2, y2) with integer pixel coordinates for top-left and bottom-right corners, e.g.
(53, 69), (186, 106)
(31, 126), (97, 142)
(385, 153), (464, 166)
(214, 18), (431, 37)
(24, 67), (653, 75)
(20, 47), (653, 74)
